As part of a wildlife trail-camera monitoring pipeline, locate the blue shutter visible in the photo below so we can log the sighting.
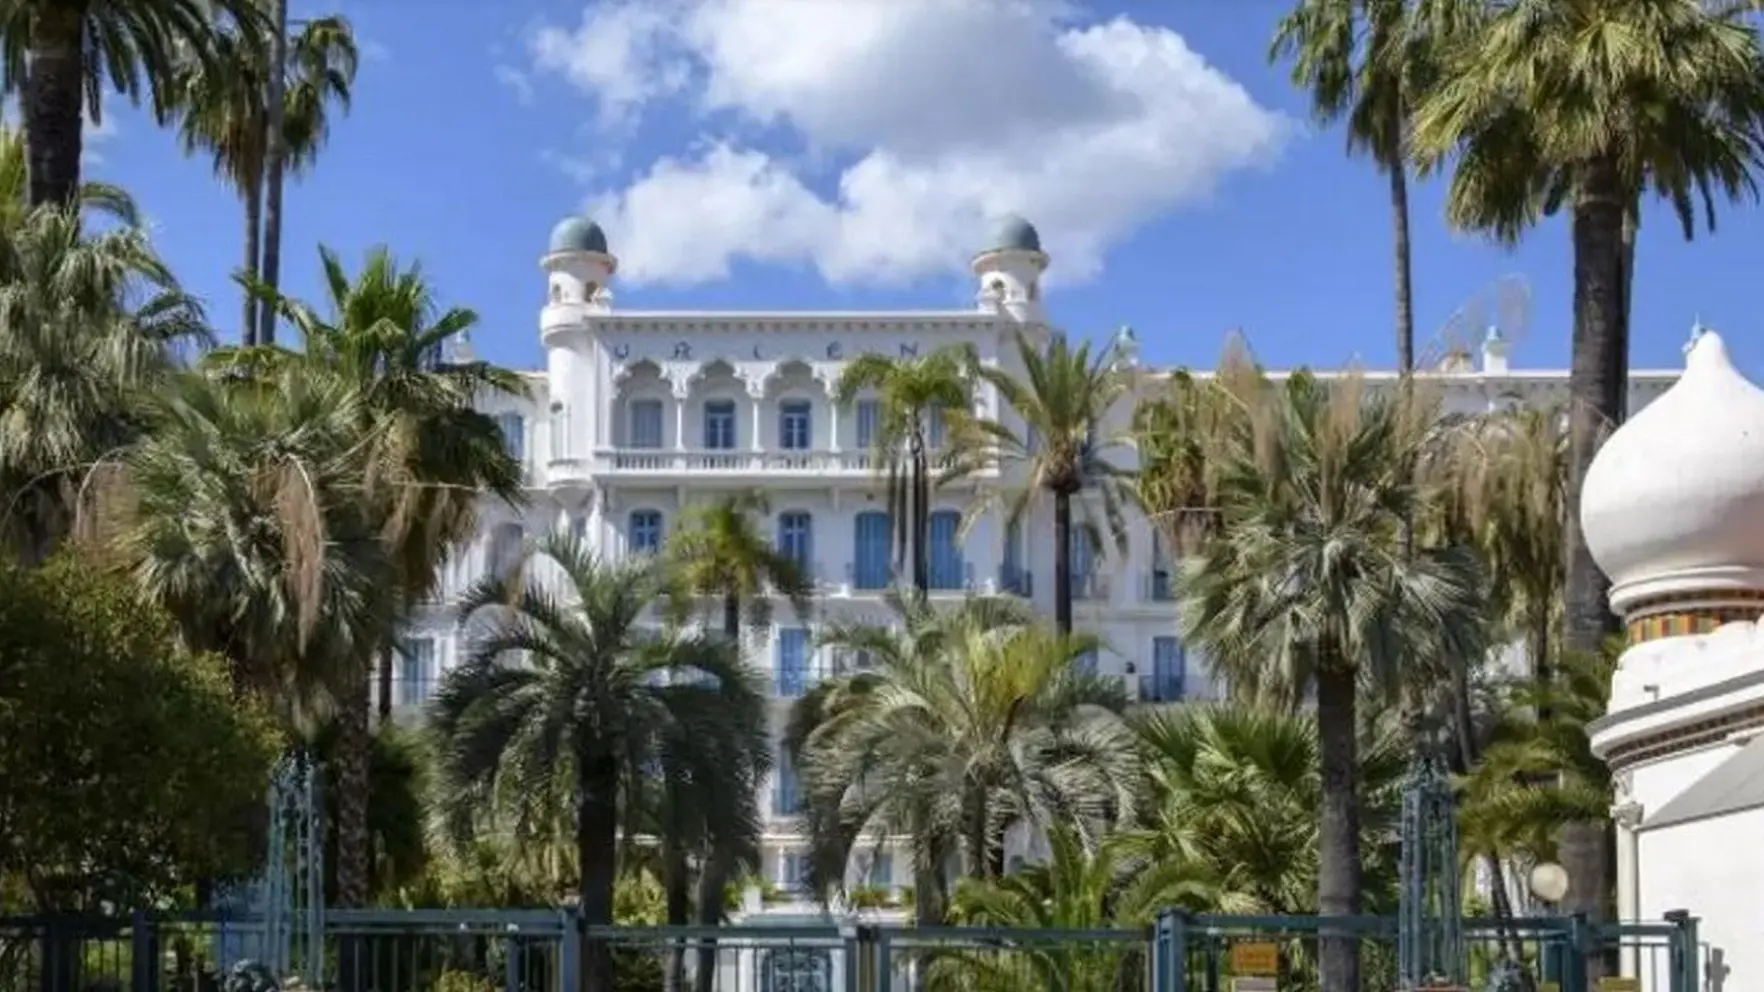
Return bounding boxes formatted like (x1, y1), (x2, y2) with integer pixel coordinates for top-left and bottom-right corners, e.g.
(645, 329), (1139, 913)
(1150, 637), (1186, 702)
(774, 748), (800, 815)
(778, 512), (813, 574)
(494, 413), (525, 461)
(705, 400), (736, 450)
(926, 406), (946, 448)
(397, 639), (436, 707)
(776, 628), (810, 697)
(855, 400), (880, 449)
(869, 852), (893, 889)
(853, 512), (891, 590)
(1069, 526), (1094, 596)
(928, 510), (962, 590)
(780, 401), (812, 450)
(630, 510), (662, 554)
(629, 400), (663, 448)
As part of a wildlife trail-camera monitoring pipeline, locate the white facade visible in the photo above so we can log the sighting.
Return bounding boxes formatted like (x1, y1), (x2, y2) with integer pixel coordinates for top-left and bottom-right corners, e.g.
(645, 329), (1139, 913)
(1587, 330), (1764, 991)
(390, 213), (1678, 920)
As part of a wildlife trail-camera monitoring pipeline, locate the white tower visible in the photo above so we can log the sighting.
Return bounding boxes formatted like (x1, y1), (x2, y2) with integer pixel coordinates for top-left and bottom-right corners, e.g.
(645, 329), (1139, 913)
(539, 216), (616, 486)
(971, 214), (1048, 323)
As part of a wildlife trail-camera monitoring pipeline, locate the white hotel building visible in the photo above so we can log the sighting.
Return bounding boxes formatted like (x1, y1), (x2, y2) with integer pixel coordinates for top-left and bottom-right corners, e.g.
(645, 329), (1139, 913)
(392, 212), (1677, 919)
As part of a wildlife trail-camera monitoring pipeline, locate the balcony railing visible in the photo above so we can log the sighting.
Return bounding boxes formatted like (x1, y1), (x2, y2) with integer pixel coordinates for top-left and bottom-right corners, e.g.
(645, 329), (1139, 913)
(571, 448), (992, 478)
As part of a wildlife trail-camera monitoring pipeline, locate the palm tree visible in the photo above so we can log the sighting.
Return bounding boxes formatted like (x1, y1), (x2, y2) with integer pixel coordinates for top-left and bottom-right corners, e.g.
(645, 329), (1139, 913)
(0, 207), (208, 561)
(958, 330), (1136, 634)
(1272, 0), (1449, 373)
(244, 244), (526, 906)
(664, 489), (813, 642)
(1409, 0), (1764, 942)
(0, 125), (136, 229)
(788, 592), (1137, 924)
(930, 825), (1214, 992)
(430, 536), (769, 992)
(832, 346), (972, 596)
(0, 0), (259, 206)
(1170, 367), (1484, 992)
(172, 11), (357, 341)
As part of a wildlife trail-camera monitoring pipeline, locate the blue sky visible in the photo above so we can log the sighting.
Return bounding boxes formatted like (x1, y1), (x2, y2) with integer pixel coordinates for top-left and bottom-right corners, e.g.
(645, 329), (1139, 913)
(90, 0), (1764, 377)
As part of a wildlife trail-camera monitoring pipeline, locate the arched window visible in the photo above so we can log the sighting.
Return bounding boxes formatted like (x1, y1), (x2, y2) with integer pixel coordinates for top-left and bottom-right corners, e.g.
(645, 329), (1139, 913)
(852, 511), (891, 590)
(927, 510), (964, 590)
(629, 509), (664, 555)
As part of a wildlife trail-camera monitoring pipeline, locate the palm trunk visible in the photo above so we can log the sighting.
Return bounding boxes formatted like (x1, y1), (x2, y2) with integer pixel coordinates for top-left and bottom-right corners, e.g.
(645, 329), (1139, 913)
(723, 593), (740, 642)
(1052, 491), (1074, 634)
(23, 6), (84, 208)
(576, 756), (622, 992)
(911, 440), (930, 595)
(376, 643), (394, 724)
(1390, 161), (1415, 375)
(257, 0), (292, 347)
(333, 669), (374, 907)
(661, 838), (690, 992)
(1561, 154), (1627, 987)
(1314, 662), (1361, 992)
(241, 162), (265, 344)
(691, 849), (731, 992)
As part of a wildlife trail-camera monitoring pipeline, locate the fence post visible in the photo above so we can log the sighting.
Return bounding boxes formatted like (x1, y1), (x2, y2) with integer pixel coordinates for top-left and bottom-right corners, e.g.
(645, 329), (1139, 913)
(1663, 909), (1699, 992)
(130, 911), (157, 992)
(1148, 910), (1187, 992)
(1564, 913), (1590, 992)
(558, 908), (579, 992)
(504, 926), (524, 992)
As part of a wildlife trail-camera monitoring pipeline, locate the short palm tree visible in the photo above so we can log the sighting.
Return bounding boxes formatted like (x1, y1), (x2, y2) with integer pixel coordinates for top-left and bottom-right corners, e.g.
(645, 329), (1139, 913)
(1172, 368), (1484, 992)
(430, 537), (769, 992)
(832, 347), (972, 596)
(0, 0), (260, 206)
(664, 489), (813, 642)
(172, 12), (357, 340)
(789, 592), (1137, 924)
(958, 330), (1136, 633)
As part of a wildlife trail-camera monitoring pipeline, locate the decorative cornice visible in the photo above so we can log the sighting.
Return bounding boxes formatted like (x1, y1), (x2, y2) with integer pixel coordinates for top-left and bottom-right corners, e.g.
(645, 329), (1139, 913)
(587, 313), (1015, 335)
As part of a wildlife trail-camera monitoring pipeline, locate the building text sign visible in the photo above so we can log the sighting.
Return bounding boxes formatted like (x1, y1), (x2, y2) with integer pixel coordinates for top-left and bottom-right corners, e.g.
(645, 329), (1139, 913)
(1229, 942), (1280, 976)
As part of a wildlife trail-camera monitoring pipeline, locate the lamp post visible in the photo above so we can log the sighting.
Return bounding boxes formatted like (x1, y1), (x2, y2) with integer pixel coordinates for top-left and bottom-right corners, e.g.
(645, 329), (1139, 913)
(1397, 717), (1468, 991)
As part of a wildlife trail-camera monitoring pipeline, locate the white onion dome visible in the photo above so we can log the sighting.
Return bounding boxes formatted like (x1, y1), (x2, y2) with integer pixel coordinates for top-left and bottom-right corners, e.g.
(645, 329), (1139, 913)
(1581, 330), (1764, 616)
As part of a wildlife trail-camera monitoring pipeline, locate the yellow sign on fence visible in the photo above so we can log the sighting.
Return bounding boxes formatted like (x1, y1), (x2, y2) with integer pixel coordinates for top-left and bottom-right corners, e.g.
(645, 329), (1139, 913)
(1537, 983), (1560, 992)
(1598, 979), (1640, 992)
(1229, 942), (1280, 976)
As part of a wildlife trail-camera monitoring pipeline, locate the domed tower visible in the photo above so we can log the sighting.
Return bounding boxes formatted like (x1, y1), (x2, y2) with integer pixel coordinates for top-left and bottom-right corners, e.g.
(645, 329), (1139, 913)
(539, 216), (617, 490)
(1583, 327), (1764, 990)
(971, 214), (1048, 323)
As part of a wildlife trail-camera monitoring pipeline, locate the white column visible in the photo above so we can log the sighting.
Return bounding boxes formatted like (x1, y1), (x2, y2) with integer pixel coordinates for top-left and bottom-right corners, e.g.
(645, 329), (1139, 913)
(1612, 801), (1644, 981)
(747, 381), (767, 467)
(672, 386), (688, 452)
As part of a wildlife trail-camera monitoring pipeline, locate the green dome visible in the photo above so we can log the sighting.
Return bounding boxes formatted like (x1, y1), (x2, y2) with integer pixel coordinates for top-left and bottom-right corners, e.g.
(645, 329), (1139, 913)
(548, 216), (609, 255)
(989, 214), (1041, 253)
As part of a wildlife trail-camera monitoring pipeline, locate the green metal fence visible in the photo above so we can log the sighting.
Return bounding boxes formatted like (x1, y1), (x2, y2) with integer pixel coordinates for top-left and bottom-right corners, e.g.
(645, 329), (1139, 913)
(0, 909), (1704, 992)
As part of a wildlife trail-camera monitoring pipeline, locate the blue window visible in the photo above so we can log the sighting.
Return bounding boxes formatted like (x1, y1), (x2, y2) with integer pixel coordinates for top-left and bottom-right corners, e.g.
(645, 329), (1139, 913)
(776, 627), (811, 697)
(928, 510), (963, 590)
(1076, 649), (1098, 676)
(781, 852), (811, 892)
(704, 399), (737, 450)
(397, 638), (436, 707)
(774, 747), (801, 815)
(868, 852), (893, 888)
(629, 399), (663, 448)
(853, 511), (892, 590)
(926, 406), (946, 448)
(629, 510), (663, 554)
(494, 412), (525, 461)
(855, 399), (881, 449)
(1070, 526), (1095, 596)
(778, 511), (813, 573)
(1149, 529), (1172, 601)
(1148, 636), (1186, 702)
(488, 522), (524, 578)
(779, 400), (812, 450)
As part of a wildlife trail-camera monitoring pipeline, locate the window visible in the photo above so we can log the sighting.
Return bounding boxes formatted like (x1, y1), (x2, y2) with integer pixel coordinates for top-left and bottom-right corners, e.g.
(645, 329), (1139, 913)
(1147, 637), (1186, 703)
(629, 510), (663, 555)
(1070, 527), (1096, 598)
(397, 638), (437, 707)
(852, 511), (892, 590)
(926, 406), (946, 448)
(778, 511), (813, 574)
(492, 412), (525, 462)
(927, 510), (963, 590)
(867, 852), (893, 889)
(774, 747), (801, 815)
(781, 852), (812, 892)
(776, 627), (811, 697)
(704, 399), (737, 450)
(629, 399), (663, 449)
(1001, 518), (1028, 595)
(855, 399), (881, 450)
(779, 400), (812, 450)
(487, 523), (524, 579)
(1149, 529), (1172, 601)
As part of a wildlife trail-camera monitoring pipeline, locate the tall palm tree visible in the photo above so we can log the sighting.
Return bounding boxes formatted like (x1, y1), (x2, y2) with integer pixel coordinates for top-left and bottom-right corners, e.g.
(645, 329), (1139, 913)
(958, 330), (1136, 634)
(1409, 0), (1764, 942)
(788, 592), (1137, 924)
(832, 346), (972, 596)
(244, 244), (526, 906)
(430, 537), (769, 992)
(1171, 368), (1484, 992)
(1272, 0), (1448, 373)
(664, 489), (813, 642)
(0, 0), (259, 206)
(0, 207), (208, 561)
(172, 11), (357, 341)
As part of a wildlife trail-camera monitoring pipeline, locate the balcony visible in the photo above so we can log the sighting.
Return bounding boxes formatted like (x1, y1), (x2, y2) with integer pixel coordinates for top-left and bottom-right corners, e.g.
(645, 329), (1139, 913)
(547, 447), (992, 485)
(837, 561), (973, 596)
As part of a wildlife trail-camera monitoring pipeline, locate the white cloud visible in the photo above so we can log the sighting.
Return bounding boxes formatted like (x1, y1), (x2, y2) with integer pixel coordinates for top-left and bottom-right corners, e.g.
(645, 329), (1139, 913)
(494, 64), (535, 105)
(528, 0), (1290, 288)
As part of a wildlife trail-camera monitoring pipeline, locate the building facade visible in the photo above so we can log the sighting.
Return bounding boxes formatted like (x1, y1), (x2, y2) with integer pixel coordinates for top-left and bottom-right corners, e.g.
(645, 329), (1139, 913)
(392, 213), (1678, 921)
